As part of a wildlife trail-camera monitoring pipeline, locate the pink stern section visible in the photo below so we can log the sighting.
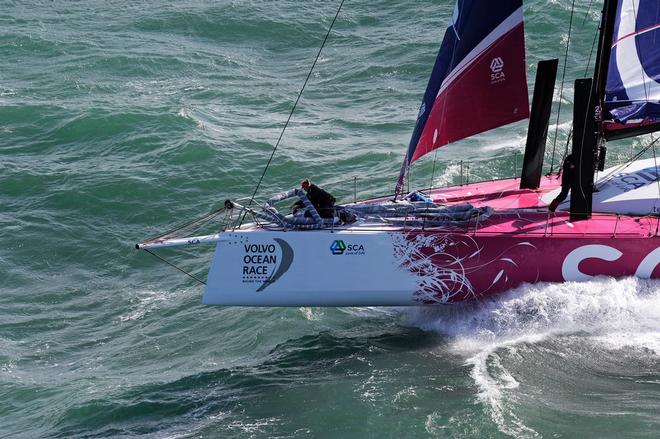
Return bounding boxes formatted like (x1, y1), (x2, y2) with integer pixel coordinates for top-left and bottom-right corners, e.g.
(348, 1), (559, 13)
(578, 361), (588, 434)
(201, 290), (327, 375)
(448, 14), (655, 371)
(393, 176), (660, 303)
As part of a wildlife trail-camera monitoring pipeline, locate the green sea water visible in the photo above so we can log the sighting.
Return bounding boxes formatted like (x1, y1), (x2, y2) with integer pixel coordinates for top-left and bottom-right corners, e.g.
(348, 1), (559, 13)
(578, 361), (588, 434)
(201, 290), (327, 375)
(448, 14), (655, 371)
(2, 1), (660, 437)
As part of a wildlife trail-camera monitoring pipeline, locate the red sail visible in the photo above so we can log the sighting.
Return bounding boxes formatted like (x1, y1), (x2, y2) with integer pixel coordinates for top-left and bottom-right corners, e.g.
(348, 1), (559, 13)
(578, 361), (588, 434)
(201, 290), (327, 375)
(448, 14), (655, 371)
(411, 20), (529, 162)
(397, 1), (529, 195)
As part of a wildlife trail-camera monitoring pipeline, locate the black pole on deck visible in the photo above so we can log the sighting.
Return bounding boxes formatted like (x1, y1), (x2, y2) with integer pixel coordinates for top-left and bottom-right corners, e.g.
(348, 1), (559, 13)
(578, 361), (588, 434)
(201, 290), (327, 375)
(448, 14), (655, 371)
(570, 78), (597, 222)
(520, 59), (559, 189)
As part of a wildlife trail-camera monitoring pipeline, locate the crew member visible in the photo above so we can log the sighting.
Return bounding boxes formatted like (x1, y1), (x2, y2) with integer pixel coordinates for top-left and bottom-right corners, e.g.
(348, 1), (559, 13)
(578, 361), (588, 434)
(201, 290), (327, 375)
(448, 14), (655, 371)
(548, 154), (574, 212)
(293, 179), (336, 218)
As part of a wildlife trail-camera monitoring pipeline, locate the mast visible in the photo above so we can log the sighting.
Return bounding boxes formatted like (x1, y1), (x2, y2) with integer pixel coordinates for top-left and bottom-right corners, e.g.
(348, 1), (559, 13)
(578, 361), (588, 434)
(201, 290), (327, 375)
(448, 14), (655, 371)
(592, 0), (619, 171)
(593, 0), (619, 110)
(570, 78), (597, 221)
(568, 0), (619, 222)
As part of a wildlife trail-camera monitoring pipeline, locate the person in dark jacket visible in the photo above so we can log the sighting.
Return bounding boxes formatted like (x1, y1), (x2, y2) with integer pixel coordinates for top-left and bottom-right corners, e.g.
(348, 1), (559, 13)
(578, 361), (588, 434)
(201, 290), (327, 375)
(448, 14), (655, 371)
(548, 154), (574, 212)
(293, 179), (336, 218)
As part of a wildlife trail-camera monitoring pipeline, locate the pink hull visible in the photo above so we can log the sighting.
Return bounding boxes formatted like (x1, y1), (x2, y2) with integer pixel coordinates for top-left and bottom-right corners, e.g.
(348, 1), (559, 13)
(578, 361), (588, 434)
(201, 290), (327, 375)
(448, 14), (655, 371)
(389, 176), (660, 303)
(403, 230), (660, 303)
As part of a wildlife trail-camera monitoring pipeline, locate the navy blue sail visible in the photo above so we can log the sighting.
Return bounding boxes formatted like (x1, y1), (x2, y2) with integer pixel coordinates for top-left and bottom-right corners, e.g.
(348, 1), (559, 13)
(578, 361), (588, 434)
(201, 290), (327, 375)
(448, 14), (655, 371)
(395, 0), (528, 195)
(604, 0), (660, 139)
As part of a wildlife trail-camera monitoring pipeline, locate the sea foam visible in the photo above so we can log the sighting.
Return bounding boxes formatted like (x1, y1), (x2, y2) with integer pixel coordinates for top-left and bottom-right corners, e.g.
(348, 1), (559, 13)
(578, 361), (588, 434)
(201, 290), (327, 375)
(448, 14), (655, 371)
(401, 277), (660, 437)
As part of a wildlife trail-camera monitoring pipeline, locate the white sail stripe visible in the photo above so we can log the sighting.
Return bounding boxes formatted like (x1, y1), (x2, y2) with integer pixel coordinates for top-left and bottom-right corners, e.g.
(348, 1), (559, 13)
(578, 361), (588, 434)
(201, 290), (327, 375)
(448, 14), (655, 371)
(436, 7), (523, 98)
(616, 0), (660, 102)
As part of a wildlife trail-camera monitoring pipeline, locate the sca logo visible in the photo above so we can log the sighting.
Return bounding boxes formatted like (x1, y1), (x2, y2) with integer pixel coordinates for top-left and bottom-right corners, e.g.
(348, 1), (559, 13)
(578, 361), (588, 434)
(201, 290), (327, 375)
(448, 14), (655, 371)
(330, 240), (346, 255)
(490, 57), (504, 73)
(490, 57), (505, 83)
(330, 240), (365, 255)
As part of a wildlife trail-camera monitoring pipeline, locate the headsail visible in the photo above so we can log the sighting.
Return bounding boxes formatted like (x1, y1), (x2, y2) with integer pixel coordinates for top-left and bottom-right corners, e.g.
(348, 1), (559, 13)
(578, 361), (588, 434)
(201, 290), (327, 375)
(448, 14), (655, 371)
(396, 0), (529, 195)
(603, 0), (660, 140)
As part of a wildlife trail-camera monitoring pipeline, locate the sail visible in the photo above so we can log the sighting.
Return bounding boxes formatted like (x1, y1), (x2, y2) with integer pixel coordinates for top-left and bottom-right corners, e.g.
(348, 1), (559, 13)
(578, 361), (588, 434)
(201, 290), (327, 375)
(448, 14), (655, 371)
(603, 0), (660, 140)
(396, 0), (529, 193)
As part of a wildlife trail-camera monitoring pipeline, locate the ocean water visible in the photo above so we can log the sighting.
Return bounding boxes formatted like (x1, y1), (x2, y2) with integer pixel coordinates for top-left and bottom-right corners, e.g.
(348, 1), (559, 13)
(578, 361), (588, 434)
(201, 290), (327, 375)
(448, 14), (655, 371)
(2, 0), (660, 437)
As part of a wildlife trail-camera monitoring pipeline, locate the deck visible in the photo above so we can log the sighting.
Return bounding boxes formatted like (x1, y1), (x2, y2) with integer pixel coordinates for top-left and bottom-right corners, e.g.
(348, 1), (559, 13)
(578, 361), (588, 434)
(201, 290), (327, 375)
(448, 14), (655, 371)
(347, 175), (659, 239)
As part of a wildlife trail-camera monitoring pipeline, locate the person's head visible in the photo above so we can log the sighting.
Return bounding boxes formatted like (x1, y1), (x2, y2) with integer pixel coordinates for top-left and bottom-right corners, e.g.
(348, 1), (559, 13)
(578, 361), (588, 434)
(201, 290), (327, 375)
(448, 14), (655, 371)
(301, 179), (311, 191)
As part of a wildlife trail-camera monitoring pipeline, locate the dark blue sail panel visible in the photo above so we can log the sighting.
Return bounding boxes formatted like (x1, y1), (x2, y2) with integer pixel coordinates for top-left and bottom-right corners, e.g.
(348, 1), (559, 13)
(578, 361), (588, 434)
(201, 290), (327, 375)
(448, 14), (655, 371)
(396, 0), (528, 194)
(604, 0), (660, 137)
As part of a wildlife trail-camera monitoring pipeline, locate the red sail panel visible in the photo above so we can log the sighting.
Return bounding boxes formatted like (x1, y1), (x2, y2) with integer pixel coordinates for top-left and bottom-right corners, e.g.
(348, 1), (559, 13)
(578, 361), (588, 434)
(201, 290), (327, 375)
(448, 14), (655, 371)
(410, 23), (529, 163)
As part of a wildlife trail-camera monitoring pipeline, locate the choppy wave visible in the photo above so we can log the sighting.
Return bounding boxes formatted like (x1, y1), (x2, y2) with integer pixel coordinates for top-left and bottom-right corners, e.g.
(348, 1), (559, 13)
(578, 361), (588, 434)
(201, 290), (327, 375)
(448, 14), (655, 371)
(402, 277), (660, 437)
(3, 0), (660, 437)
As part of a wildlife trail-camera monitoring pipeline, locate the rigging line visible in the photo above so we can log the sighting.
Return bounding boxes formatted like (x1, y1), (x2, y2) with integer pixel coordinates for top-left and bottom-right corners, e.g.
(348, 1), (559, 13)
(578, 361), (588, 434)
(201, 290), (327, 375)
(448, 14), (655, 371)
(143, 207), (225, 243)
(582, 0), (595, 26)
(596, 136), (660, 189)
(548, 0), (577, 174)
(584, 10), (601, 77)
(398, 1), (464, 200)
(652, 137), (660, 211)
(144, 248), (207, 286)
(427, 149), (439, 195)
(559, 21), (601, 165)
(422, 4), (463, 194)
(239, 0), (347, 227)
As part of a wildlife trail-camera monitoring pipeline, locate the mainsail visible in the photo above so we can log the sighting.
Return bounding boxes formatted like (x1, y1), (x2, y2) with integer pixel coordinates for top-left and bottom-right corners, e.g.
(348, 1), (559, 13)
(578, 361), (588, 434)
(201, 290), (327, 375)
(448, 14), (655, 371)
(396, 0), (529, 195)
(604, 0), (660, 140)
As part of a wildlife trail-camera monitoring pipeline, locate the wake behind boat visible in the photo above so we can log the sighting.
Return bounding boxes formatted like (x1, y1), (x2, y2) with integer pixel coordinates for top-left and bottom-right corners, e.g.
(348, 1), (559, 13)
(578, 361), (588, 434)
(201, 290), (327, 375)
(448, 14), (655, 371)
(137, 0), (660, 306)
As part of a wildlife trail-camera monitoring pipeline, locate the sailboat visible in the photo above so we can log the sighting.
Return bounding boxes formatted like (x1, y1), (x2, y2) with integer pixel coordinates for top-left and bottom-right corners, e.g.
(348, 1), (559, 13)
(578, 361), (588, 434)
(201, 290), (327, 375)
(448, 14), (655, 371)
(137, 0), (660, 306)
